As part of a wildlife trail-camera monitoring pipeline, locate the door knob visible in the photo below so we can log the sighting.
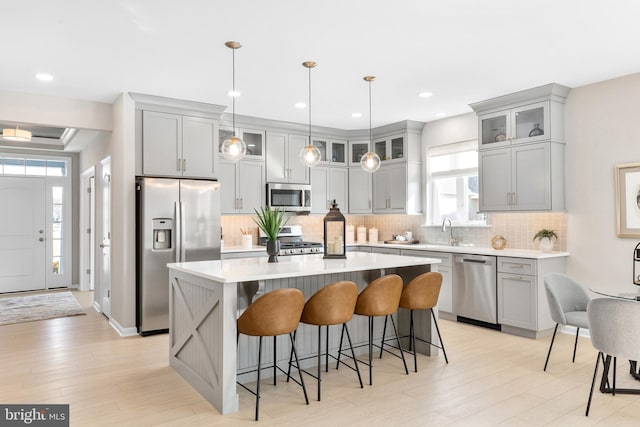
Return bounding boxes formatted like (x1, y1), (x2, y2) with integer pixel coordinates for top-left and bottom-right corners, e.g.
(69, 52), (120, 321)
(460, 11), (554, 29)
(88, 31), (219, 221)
(39, 237), (44, 242)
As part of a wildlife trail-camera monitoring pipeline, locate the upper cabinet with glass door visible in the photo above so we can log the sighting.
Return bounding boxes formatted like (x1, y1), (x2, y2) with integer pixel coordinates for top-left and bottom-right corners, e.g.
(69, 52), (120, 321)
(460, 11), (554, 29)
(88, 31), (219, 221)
(374, 135), (405, 162)
(471, 83), (571, 150)
(312, 138), (347, 166)
(218, 127), (265, 159)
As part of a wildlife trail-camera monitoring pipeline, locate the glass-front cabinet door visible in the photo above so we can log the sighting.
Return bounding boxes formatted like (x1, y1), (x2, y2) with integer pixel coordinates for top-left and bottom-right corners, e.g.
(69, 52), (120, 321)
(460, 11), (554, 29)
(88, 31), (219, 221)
(374, 139), (386, 160)
(479, 101), (549, 148)
(349, 140), (369, 166)
(373, 135), (405, 161)
(218, 127), (264, 158)
(313, 139), (347, 166)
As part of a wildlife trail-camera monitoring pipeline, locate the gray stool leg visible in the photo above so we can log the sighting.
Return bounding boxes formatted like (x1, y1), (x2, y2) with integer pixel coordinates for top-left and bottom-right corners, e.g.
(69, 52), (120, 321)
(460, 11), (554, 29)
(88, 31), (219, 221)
(572, 327), (580, 363)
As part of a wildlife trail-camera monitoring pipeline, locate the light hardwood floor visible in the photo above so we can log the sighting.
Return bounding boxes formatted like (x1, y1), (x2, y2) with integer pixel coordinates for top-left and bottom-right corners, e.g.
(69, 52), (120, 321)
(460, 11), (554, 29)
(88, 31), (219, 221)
(1, 290), (638, 426)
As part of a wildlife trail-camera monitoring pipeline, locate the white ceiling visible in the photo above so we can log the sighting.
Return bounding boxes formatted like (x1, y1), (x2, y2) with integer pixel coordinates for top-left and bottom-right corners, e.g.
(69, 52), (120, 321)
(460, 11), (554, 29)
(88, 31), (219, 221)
(2, 0), (640, 131)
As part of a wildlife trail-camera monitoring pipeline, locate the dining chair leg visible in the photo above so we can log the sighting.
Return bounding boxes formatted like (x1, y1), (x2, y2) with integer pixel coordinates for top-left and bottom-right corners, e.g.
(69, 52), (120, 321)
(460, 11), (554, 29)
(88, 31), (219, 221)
(255, 336), (263, 421)
(285, 330), (296, 382)
(317, 325), (322, 401)
(273, 336), (277, 386)
(368, 316), (373, 385)
(585, 351), (602, 416)
(410, 310), (417, 372)
(325, 326), (330, 373)
(336, 325), (345, 370)
(572, 327), (580, 363)
(389, 314), (409, 375)
(544, 323), (559, 371)
(343, 323), (364, 389)
(288, 332), (310, 405)
(613, 357), (617, 396)
(379, 315), (389, 359)
(431, 308), (449, 364)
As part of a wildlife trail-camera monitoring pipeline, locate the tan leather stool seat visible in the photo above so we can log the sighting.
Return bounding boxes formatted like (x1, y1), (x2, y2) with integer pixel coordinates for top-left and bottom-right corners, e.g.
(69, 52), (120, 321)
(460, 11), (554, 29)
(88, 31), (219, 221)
(289, 281), (363, 401)
(237, 288), (308, 421)
(348, 274), (408, 385)
(381, 272), (448, 371)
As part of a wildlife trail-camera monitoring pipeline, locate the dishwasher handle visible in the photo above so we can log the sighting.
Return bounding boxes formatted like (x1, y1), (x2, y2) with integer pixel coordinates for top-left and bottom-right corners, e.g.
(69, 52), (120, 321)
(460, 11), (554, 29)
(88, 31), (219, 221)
(461, 258), (487, 264)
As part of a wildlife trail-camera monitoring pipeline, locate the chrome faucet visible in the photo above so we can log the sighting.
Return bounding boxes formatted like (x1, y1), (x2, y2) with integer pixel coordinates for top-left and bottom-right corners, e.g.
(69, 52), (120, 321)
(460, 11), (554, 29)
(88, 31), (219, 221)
(442, 217), (457, 246)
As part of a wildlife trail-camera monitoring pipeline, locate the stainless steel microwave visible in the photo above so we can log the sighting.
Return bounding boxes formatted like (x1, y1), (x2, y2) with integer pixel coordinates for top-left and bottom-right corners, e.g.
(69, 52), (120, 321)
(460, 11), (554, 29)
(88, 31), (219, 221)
(267, 183), (311, 213)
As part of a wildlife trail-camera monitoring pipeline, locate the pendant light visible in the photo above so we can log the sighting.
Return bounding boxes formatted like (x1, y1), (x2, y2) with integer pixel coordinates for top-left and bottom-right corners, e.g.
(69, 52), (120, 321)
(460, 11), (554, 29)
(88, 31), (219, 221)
(361, 76), (381, 173)
(2, 125), (32, 142)
(299, 61), (321, 167)
(221, 41), (247, 162)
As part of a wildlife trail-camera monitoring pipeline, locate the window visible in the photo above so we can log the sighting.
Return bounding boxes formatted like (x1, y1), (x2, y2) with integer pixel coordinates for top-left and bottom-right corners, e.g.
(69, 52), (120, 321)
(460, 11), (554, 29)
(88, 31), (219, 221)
(426, 140), (486, 225)
(0, 156), (68, 176)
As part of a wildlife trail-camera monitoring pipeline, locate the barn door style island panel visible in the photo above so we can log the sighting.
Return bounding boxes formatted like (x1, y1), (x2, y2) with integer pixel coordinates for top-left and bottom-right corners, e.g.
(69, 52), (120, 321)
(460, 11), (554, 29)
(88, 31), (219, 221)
(167, 252), (440, 414)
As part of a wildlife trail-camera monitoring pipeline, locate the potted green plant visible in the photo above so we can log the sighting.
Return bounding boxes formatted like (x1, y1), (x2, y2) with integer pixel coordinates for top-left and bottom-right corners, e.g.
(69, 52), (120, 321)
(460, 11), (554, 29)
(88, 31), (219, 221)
(533, 229), (557, 252)
(254, 206), (288, 262)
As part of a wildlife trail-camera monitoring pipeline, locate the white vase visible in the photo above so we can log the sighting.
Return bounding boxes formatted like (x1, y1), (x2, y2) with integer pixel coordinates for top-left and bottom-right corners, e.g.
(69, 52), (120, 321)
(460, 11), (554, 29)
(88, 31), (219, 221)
(538, 237), (554, 252)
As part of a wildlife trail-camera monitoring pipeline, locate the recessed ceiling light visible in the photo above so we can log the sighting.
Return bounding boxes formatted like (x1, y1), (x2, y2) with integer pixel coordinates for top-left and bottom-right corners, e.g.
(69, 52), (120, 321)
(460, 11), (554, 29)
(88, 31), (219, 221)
(294, 102), (306, 109)
(418, 91), (433, 98)
(352, 112), (362, 118)
(227, 90), (241, 97)
(435, 112), (447, 117)
(35, 73), (54, 82)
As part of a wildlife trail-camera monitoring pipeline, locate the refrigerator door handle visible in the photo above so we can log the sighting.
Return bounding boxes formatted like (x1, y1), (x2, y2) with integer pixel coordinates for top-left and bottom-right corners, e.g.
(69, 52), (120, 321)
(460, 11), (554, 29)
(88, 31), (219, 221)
(175, 201), (182, 262)
(179, 201), (186, 262)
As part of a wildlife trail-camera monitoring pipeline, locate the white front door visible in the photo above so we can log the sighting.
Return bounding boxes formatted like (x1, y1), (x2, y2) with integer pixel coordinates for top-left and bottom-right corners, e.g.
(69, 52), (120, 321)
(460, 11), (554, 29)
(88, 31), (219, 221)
(80, 167), (96, 292)
(100, 157), (112, 318)
(0, 177), (46, 293)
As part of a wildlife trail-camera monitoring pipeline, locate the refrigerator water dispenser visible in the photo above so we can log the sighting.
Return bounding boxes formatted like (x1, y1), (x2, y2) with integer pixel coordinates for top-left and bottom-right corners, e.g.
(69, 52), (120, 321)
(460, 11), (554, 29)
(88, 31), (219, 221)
(153, 218), (172, 250)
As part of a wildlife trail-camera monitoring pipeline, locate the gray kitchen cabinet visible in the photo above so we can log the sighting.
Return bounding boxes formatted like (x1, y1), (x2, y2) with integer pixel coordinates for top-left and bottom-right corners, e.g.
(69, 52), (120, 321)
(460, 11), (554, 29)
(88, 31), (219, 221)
(348, 140), (370, 166)
(471, 83), (569, 213)
(266, 132), (309, 183)
(479, 141), (564, 211)
(373, 162), (421, 214)
(374, 134), (406, 162)
(371, 247), (401, 255)
(348, 167), (372, 214)
(497, 256), (564, 338)
(310, 166), (348, 214)
(142, 111), (217, 178)
(402, 249), (453, 315)
(219, 160), (264, 214)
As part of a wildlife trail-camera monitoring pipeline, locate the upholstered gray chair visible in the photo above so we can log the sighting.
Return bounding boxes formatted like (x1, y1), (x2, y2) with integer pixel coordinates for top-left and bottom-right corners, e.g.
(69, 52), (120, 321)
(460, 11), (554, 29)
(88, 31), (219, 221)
(543, 273), (590, 371)
(585, 298), (640, 416)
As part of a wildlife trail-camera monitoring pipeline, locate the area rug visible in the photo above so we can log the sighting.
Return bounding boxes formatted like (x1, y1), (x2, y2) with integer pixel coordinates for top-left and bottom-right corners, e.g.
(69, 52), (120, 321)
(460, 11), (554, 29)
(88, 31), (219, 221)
(0, 291), (85, 326)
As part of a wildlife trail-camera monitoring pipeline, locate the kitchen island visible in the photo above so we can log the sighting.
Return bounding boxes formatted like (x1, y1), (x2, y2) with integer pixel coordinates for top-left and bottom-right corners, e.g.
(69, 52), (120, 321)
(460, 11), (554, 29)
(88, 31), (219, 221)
(167, 252), (440, 415)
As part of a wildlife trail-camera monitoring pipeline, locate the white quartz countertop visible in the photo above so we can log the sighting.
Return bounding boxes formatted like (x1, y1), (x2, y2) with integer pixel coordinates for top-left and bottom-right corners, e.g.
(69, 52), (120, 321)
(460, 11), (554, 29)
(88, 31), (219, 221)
(350, 242), (569, 259)
(168, 252), (441, 284)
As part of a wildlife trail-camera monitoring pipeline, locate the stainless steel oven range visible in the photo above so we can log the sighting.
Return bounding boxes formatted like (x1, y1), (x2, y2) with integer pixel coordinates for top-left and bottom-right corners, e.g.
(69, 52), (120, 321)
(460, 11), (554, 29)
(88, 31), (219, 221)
(258, 225), (323, 255)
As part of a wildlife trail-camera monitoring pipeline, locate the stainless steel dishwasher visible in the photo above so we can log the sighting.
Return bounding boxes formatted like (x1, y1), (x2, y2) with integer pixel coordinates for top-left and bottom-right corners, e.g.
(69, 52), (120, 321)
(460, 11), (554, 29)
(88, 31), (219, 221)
(453, 254), (498, 326)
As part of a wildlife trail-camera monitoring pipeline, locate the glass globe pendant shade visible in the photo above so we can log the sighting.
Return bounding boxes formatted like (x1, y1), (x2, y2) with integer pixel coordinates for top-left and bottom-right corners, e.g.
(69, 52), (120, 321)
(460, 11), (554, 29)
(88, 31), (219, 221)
(221, 135), (247, 162)
(360, 151), (381, 173)
(299, 144), (321, 167)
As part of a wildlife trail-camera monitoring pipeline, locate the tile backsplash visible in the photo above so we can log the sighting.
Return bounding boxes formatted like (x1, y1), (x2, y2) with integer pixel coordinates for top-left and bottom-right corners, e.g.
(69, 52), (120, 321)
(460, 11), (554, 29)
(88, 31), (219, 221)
(221, 212), (567, 252)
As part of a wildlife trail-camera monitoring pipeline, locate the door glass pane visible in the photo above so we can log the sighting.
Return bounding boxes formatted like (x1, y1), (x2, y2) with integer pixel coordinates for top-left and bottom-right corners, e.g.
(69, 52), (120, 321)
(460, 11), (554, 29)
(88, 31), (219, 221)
(391, 137), (404, 159)
(312, 139), (327, 161)
(352, 143), (368, 163)
(3, 157), (25, 174)
(332, 142), (345, 163)
(374, 141), (386, 160)
(515, 107), (544, 139)
(243, 131), (263, 156)
(26, 159), (47, 175)
(481, 115), (507, 145)
(52, 186), (63, 275)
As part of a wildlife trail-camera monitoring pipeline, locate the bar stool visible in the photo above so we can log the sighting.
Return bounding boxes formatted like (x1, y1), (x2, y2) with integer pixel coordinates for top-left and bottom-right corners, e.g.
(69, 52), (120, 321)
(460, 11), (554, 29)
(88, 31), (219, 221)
(237, 288), (309, 421)
(380, 272), (449, 372)
(287, 281), (363, 401)
(344, 274), (408, 385)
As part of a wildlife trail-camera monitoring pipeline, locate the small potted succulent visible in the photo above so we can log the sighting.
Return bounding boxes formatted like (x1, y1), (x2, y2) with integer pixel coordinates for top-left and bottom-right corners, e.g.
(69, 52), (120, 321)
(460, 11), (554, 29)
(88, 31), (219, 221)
(254, 206), (288, 262)
(533, 229), (558, 252)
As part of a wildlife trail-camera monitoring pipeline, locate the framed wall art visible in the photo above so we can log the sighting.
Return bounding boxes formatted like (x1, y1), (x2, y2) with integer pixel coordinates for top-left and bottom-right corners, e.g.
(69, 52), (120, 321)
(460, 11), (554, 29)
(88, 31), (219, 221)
(615, 162), (640, 237)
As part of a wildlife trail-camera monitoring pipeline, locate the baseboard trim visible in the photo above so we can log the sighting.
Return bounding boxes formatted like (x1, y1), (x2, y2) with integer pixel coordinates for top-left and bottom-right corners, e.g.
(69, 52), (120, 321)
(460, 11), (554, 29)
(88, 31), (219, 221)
(109, 318), (138, 337)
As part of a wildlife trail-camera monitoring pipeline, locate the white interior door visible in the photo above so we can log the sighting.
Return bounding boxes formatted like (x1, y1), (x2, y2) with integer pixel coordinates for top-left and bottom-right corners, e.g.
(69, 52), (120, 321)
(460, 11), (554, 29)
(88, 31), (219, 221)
(0, 177), (46, 293)
(100, 157), (112, 318)
(80, 167), (96, 292)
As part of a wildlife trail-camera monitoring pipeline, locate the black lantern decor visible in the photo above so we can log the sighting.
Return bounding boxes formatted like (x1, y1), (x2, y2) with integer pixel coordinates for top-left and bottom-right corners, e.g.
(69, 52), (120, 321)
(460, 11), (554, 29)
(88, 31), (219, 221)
(634, 242), (640, 286)
(323, 200), (346, 259)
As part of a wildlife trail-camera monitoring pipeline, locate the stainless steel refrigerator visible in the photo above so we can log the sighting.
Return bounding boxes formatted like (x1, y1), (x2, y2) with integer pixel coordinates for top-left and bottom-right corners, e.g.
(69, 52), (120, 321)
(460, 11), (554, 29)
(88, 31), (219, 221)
(136, 176), (221, 336)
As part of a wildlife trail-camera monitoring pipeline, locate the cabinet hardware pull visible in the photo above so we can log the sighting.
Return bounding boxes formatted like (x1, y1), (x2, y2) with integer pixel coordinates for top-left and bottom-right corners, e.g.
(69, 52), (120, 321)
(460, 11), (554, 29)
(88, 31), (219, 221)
(240, 198), (243, 210)
(177, 158), (182, 172)
(182, 159), (186, 171)
(512, 192), (516, 205)
(507, 192), (511, 205)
